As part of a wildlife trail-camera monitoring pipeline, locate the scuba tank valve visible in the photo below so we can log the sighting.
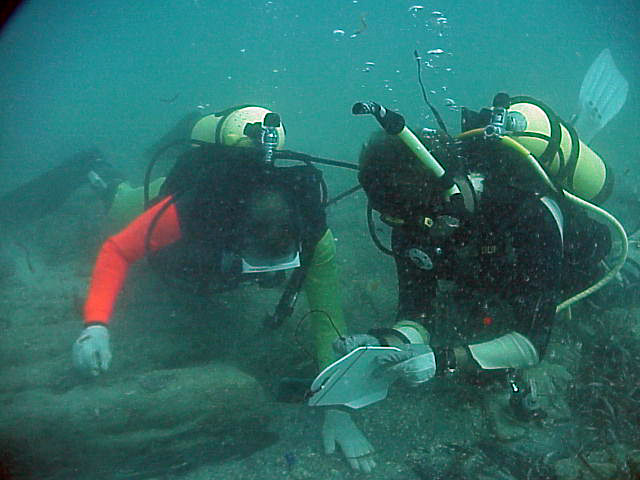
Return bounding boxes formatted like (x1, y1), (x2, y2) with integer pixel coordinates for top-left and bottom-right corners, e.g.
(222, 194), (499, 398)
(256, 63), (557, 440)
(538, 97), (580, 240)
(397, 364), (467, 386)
(484, 92), (510, 140)
(261, 112), (281, 165)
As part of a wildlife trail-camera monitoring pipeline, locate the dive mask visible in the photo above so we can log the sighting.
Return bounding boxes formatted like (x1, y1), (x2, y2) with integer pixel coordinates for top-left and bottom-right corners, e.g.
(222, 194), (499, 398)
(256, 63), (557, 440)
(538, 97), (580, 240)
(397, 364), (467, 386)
(239, 219), (301, 274)
(241, 244), (301, 273)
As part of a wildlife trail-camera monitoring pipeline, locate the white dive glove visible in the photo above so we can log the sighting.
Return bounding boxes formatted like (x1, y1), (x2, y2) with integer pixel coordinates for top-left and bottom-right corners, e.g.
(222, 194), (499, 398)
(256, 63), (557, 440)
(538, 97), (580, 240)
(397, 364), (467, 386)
(375, 344), (436, 386)
(72, 325), (112, 376)
(322, 409), (376, 473)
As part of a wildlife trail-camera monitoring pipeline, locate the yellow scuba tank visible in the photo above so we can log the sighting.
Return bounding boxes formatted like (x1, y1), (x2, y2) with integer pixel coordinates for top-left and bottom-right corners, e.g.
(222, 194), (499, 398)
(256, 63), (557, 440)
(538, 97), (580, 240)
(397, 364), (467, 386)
(190, 106), (286, 148)
(505, 96), (613, 203)
(456, 94), (626, 312)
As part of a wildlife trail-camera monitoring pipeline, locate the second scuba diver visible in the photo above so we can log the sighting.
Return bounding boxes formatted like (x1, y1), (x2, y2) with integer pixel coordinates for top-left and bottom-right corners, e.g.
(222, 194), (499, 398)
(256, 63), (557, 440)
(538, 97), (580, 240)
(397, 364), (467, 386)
(314, 92), (627, 474)
(71, 105), (376, 473)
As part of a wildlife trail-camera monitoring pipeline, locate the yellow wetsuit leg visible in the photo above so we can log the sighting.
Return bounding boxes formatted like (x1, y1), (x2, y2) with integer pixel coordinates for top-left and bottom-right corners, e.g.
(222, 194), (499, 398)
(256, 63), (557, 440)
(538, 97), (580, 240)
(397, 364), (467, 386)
(104, 178), (165, 232)
(302, 228), (347, 369)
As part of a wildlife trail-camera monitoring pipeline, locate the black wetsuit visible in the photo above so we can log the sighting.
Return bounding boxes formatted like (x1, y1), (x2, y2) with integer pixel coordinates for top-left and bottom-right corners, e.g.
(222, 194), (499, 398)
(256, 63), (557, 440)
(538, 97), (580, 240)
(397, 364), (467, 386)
(392, 180), (609, 356)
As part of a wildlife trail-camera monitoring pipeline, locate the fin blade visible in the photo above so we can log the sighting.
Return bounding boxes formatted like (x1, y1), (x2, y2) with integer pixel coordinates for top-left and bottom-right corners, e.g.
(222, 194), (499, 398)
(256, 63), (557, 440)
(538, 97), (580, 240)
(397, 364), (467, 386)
(575, 48), (629, 142)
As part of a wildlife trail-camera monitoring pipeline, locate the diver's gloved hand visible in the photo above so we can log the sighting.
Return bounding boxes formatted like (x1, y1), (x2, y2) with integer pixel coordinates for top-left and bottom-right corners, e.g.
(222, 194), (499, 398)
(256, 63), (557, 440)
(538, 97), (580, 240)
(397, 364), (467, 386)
(322, 409), (376, 473)
(72, 325), (112, 376)
(376, 344), (436, 387)
(332, 334), (379, 357)
(375, 348), (415, 366)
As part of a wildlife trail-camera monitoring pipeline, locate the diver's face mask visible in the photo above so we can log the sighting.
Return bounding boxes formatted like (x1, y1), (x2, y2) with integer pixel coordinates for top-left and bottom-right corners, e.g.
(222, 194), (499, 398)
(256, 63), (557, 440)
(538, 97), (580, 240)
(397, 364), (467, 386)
(238, 203), (301, 274)
(241, 249), (301, 274)
(240, 227), (301, 273)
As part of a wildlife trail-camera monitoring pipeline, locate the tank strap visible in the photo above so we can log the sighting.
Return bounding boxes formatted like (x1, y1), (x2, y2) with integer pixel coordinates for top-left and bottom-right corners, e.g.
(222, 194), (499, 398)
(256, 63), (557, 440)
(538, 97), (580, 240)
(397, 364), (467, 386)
(561, 121), (582, 192)
(509, 96), (563, 172)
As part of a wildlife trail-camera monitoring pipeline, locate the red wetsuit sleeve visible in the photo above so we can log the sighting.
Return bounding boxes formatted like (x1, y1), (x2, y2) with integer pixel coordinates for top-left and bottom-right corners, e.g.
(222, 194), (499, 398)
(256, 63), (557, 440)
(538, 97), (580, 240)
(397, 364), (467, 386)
(84, 196), (182, 324)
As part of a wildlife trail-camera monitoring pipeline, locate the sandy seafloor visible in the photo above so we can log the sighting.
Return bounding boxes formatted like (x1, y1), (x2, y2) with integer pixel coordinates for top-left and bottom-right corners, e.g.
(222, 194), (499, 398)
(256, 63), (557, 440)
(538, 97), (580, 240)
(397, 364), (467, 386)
(1, 180), (639, 480)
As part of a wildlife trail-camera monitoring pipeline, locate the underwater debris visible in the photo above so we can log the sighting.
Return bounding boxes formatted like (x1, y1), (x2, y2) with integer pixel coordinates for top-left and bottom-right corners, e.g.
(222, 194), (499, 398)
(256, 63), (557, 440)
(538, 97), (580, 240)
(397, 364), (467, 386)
(15, 242), (34, 273)
(349, 13), (368, 38)
(159, 93), (180, 104)
(283, 451), (296, 469)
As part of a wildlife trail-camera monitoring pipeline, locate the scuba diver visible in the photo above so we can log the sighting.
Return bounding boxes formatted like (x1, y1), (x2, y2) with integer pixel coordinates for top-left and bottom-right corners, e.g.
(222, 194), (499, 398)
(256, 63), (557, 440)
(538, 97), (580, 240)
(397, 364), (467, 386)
(307, 86), (628, 474)
(70, 105), (376, 473)
(0, 149), (123, 228)
(0, 109), (214, 231)
(305, 50), (630, 476)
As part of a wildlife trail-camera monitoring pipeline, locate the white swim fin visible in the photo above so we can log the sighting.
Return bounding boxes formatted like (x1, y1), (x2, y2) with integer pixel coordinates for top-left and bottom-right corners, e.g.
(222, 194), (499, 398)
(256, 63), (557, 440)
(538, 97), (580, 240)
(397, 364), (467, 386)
(573, 48), (628, 143)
